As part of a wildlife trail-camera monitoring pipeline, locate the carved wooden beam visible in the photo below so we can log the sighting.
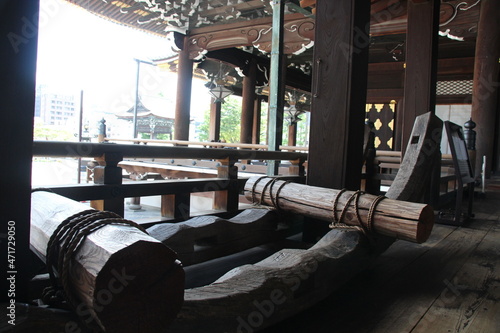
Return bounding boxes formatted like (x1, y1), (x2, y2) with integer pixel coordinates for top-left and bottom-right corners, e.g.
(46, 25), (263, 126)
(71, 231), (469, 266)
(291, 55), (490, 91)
(188, 15), (315, 59)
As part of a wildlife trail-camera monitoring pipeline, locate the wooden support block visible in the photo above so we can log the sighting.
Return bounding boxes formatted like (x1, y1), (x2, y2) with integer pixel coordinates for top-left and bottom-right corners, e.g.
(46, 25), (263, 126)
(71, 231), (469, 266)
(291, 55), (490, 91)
(288, 158), (305, 176)
(213, 157), (239, 212)
(161, 193), (191, 220)
(92, 152), (125, 216)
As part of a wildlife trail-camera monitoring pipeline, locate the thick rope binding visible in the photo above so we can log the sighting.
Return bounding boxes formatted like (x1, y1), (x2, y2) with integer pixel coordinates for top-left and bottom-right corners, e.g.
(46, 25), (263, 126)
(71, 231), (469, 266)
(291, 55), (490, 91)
(250, 176), (290, 211)
(329, 190), (386, 235)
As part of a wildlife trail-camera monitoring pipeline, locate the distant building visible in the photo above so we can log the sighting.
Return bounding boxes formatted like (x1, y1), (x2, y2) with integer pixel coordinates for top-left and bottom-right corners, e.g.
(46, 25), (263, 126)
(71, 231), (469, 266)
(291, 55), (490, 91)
(115, 98), (174, 139)
(35, 84), (80, 126)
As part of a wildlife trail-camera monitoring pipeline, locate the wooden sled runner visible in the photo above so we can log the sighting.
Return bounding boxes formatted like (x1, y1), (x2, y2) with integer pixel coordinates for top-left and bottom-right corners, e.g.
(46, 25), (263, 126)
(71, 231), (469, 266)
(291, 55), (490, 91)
(14, 113), (442, 332)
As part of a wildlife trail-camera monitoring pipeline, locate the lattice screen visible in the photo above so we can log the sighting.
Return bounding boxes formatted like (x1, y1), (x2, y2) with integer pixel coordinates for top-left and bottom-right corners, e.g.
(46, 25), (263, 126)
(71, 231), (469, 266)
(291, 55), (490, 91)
(365, 102), (396, 150)
(436, 80), (473, 95)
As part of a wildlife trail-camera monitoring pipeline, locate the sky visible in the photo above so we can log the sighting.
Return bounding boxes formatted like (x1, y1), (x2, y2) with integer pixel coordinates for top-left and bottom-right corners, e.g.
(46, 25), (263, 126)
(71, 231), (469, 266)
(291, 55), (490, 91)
(36, 0), (210, 122)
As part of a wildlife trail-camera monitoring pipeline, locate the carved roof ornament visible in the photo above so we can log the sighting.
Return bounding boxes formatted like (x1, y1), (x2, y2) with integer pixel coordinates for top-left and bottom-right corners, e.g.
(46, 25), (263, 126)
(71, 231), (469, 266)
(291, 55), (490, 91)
(439, 0), (481, 41)
(105, 0), (275, 33)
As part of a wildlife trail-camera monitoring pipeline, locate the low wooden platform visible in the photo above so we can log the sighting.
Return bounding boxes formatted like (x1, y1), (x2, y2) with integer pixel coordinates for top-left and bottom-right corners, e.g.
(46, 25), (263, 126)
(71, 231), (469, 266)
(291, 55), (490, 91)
(259, 179), (500, 333)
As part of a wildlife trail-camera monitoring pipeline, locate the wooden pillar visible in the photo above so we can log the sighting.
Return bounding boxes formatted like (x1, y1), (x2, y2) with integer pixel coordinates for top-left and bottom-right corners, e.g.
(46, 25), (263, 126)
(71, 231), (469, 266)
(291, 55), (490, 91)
(241, 59), (257, 144)
(470, 0), (500, 178)
(267, 0), (286, 175)
(174, 35), (193, 141)
(252, 96), (262, 144)
(308, 0), (371, 190)
(305, 0), (371, 242)
(401, 0), (440, 153)
(0, 0), (39, 302)
(209, 98), (221, 142)
(495, 88), (500, 173)
(288, 123), (297, 147)
(265, 105), (270, 145)
(394, 99), (404, 152)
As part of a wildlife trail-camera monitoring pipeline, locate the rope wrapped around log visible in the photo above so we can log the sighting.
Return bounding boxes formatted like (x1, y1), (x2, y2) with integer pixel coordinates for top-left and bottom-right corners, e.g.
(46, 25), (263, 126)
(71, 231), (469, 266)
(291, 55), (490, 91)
(244, 177), (435, 243)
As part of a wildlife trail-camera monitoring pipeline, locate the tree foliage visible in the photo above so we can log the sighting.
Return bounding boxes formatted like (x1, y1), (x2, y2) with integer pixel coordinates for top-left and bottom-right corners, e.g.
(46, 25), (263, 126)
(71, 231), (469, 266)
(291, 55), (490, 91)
(197, 96), (310, 146)
(198, 95), (242, 143)
(33, 124), (75, 141)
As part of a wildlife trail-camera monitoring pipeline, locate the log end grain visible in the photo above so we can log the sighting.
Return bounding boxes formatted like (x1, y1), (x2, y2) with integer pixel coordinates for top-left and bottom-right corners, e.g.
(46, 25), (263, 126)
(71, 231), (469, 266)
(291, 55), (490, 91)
(91, 240), (185, 332)
(415, 204), (435, 244)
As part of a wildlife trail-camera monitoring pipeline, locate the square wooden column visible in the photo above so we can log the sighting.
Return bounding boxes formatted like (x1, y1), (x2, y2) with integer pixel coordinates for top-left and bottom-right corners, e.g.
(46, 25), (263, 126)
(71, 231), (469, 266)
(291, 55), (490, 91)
(307, 0), (371, 190)
(401, 0), (440, 153)
(305, 0), (371, 242)
(1, 0), (39, 301)
(471, 0), (500, 178)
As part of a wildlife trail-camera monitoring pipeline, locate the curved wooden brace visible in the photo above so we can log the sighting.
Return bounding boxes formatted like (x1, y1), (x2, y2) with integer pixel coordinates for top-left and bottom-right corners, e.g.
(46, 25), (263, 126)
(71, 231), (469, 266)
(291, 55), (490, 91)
(168, 228), (391, 332)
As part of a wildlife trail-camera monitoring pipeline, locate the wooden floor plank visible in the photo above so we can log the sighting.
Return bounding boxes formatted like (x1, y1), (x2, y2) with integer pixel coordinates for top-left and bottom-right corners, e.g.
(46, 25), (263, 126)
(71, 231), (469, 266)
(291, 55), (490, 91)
(412, 228), (500, 332)
(261, 224), (489, 333)
(366, 227), (489, 333)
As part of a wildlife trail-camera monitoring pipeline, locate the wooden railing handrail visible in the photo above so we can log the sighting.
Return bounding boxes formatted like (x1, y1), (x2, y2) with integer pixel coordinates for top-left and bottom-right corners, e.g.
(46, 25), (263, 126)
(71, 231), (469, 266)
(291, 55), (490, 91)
(104, 138), (310, 152)
(42, 178), (244, 202)
(375, 150), (401, 157)
(33, 141), (307, 161)
(375, 149), (453, 161)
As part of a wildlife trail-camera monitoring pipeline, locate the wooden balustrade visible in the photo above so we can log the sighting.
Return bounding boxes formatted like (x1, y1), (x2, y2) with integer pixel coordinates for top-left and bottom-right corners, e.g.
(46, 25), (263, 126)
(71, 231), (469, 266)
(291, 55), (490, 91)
(32, 139), (468, 222)
(32, 141), (307, 224)
(104, 137), (309, 152)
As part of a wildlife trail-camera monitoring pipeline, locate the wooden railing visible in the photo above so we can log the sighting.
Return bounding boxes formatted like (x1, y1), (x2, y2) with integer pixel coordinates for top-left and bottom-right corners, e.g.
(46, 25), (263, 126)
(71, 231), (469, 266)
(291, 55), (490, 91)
(104, 137), (309, 152)
(372, 150), (461, 206)
(32, 141), (307, 224)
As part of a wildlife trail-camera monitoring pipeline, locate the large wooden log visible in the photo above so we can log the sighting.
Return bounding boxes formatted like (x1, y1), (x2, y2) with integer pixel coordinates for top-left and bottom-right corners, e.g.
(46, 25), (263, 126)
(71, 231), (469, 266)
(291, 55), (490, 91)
(244, 177), (434, 243)
(30, 191), (185, 333)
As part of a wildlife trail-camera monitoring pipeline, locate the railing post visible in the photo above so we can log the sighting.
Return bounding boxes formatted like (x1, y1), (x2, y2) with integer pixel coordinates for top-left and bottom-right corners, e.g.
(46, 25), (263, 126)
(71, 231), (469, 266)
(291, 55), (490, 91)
(363, 123), (380, 195)
(128, 172), (143, 210)
(464, 118), (477, 175)
(161, 193), (191, 220)
(214, 157), (239, 212)
(289, 157), (306, 177)
(98, 118), (106, 143)
(91, 152), (124, 216)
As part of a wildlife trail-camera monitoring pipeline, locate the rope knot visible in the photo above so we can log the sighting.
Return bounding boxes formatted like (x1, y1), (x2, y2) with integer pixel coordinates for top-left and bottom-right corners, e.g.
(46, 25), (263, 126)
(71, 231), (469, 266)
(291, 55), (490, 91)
(330, 190), (386, 235)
